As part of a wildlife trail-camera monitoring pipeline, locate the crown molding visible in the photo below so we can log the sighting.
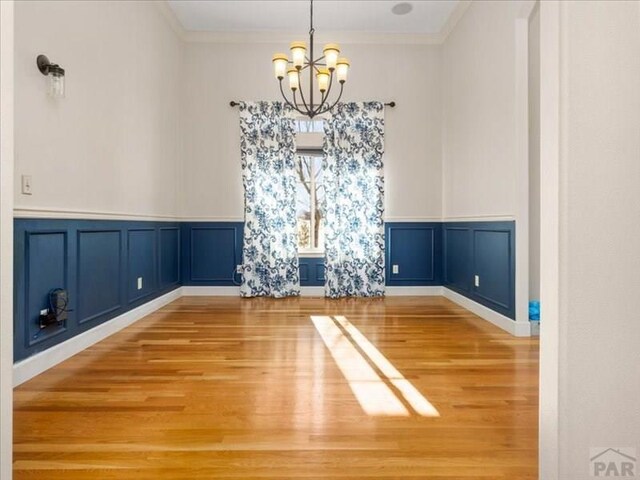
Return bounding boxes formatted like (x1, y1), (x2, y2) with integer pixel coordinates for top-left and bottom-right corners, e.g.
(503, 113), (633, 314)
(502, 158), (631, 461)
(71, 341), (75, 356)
(439, 0), (472, 42)
(156, 1), (472, 46)
(182, 30), (444, 45)
(154, 0), (187, 41)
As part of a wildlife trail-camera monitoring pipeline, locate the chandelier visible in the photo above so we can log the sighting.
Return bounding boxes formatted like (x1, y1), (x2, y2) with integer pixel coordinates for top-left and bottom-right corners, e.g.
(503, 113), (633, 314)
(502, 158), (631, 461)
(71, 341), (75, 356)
(271, 0), (350, 119)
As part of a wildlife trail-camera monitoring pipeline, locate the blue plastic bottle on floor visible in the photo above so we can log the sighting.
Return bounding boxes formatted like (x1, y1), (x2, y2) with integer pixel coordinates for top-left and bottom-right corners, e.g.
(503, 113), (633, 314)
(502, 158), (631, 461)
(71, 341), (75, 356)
(529, 300), (540, 321)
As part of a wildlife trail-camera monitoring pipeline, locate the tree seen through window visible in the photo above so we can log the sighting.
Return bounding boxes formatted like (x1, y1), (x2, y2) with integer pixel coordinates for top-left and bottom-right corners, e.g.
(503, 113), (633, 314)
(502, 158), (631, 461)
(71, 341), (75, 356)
(294, 118), (325, 252)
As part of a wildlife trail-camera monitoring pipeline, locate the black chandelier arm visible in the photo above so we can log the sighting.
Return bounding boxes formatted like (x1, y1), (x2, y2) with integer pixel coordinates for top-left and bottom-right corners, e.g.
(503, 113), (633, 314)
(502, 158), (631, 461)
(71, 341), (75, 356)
(292, 89), (311, 116)
(312, 91), (329, 118)
(292, 88), (303, 113)
(311, 71), (334, 116)
(278, 79), (305, 115)
(311, 58), (326, 74)
(295, 70), (312, 114)
(319, 82), (344, 116)
(278, 79), (295, 109)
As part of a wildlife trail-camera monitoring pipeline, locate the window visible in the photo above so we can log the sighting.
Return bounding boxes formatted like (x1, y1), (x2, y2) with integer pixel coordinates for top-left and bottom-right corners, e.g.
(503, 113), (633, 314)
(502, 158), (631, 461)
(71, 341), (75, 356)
(295, 118), (324, 133)
(296, 153), (324, 252)
(294, 118), (325, 254)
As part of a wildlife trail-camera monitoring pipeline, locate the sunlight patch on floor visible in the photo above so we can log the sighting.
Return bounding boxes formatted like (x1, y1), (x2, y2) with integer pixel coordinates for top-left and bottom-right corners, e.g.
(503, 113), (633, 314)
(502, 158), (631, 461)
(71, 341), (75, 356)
(311, 315), (408, 416)
(311, 315), (439, 417)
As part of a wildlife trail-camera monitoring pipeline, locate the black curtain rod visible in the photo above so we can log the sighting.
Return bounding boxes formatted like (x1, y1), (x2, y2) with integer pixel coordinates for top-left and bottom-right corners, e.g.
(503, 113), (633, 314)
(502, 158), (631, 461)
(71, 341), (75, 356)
(229, 101), (396, 108)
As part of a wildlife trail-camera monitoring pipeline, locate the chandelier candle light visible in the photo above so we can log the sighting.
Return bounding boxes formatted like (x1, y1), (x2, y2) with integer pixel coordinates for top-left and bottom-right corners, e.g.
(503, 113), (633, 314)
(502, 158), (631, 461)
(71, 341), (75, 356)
(272, 0), (349, 118)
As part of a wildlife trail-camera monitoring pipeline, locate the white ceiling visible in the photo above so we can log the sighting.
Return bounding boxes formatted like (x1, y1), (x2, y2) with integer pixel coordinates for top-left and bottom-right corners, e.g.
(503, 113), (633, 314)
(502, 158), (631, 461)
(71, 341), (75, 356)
(166, 1), (460, 35)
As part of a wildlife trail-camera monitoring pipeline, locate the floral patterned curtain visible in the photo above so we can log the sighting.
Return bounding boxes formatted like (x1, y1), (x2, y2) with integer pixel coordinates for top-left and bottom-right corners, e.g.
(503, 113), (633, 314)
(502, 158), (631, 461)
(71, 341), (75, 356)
(323, 102), (385, 298)
(239, 102), (300, 298)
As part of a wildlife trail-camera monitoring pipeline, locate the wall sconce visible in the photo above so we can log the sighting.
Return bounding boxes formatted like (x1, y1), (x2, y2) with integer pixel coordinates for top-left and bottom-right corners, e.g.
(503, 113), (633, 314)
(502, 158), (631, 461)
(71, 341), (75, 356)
(37, 54), (65, 98)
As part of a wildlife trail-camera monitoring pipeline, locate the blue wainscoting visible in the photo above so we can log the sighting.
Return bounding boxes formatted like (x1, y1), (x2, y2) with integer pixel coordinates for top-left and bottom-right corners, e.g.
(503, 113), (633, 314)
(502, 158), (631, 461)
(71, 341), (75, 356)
(443, 221), (516, 319)
(14, 219), (181, 361)
(385, 222), (442, 286)
(181, 222), (244, 286)
(299, 257), (325, 287)
(181, 222), (439, 288)
(15, 219), (516, 361)
(180, 223), (328, 287)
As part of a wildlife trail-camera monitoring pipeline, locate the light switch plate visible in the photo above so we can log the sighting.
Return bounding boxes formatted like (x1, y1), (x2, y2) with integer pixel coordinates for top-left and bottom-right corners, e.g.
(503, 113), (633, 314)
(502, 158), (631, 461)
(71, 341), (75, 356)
(21, 175), (33, 195)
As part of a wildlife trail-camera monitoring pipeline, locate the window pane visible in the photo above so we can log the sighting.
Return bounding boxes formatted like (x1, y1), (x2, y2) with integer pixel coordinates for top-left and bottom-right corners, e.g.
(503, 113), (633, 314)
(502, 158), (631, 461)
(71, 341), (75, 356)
(296, 181), (311, 249)
(296, 120), (310, 133)
(313, 156), (324, 184)
(315, 184), (325, 210)
(313, 183), (325, 249)
(316, 217), (325, 249)
(295, 118), (325, 133)
(296, 156), (312, 183)
(295, 152), (324, 251)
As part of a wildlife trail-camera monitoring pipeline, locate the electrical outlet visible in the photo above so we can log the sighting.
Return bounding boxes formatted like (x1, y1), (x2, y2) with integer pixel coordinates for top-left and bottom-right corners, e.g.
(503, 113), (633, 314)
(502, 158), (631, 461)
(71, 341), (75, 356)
(392, 265), (399, 274)
(474, 275), (480, 287)
(137, 277), (143, 290)
(236, 265), (243, 274)
(40, 308), (49, 316)
(21, 175), (33, 195)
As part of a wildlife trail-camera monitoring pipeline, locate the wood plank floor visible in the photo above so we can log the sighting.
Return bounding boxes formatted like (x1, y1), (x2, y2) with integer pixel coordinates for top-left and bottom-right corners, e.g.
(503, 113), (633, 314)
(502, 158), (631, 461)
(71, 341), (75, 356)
(14, 296), (539, 479)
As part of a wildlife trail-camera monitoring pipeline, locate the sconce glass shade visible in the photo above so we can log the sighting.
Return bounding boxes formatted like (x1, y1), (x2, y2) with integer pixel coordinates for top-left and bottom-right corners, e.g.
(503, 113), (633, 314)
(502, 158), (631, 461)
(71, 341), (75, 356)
(316, 68), (330, 92)
(287, 68), (299, 91)
(336, 58), (350, 83)
(37, 55), (65, 99)
(290, 42), (307, 69)
(323, 44), (340, 70)
(48, 65), (65, 98)
(272, 53), (289, 79)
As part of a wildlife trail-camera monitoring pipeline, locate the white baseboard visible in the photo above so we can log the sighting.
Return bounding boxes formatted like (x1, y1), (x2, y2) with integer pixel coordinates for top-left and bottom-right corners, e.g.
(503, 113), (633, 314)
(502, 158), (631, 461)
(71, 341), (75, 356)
(12, 288), (182, 387)
(181, 286), (325, 297)
(386, 286), (443, 296)
(182, 286), (443, 297)
(181, 286), (241, 296)
(442, 287), (531, 337)
(300, 286), (325, 296)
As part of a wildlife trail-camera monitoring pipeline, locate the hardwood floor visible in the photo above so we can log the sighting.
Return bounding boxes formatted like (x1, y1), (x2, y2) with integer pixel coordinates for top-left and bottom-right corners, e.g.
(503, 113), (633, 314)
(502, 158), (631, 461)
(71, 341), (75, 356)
(14, 296), (539, 479)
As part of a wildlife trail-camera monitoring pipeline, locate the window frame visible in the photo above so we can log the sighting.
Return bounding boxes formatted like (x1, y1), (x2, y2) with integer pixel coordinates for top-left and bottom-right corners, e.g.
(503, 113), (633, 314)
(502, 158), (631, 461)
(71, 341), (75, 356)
(295, 148), (325, 257)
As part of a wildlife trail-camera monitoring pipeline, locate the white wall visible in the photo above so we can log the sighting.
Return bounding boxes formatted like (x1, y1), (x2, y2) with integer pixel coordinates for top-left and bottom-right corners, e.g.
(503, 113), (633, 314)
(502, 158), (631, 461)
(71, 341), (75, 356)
(442, 1), (527, 219)
(441, 0), (533, 328)
(180, 42), (442, 221)
(540, 1), (640, 478)
(13, 4), (444, 223)
(0, 2), (14, 477)
(13, 1), (183, 219)
(529, 5), (540, 300)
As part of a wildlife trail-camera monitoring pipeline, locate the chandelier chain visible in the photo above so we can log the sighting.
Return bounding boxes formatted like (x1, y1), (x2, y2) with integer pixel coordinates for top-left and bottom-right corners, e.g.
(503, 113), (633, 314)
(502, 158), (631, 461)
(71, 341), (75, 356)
(309, 0), (315, 36)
